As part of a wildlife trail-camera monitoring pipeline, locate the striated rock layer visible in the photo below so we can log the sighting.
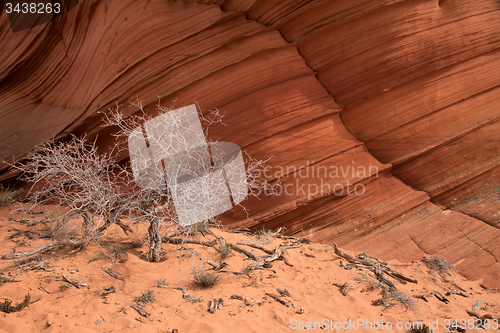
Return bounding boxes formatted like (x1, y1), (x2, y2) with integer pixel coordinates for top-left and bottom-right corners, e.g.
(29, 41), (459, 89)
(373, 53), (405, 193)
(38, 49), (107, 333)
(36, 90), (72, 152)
(1, 0), (500, 287)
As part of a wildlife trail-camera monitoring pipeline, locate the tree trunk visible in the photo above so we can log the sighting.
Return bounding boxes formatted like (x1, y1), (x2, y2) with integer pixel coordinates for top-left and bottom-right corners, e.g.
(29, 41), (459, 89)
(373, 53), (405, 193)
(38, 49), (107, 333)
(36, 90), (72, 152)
(81, 211), (93, 236)
(147, 216), (162, 262)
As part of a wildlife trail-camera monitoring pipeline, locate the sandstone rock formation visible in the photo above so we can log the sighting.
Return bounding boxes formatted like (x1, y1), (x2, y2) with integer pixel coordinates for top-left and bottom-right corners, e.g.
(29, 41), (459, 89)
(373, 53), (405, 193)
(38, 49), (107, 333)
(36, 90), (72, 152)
(1, 0), (499, 287)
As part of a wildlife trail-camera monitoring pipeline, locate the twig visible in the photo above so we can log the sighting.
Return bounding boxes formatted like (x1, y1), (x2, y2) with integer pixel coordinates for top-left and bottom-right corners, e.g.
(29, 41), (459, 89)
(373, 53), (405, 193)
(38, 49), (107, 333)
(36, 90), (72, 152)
(61, 274), (87, 288)
(466, 310), (481, 318)
(0, 238), (89, 260)
(38, 286), (50, 294)
(222, 244), (293, 275)
(359, 252), (387, 266)
(206, 260), (227, 271)
(8, 228), (43, 240)
(277, 288), (292, 298)
(221, 261), (268, 276)
(333, 243), (374, 266)
(228, 243), (261, 261)
(131, 304), (150, 317)
(100, 286), (115, 297)
(230, 294), (244, 301)
(227, 228), (251, 235)
(162, 235), (216, 247)
(16, 208), (43, 215)
(208, 298), (224, 314)
(280, 235), (312, 244)
(446, 289), (468, 298)
(236, 242), (274, 255)
(473, 300), (482, 311)
(103, 268), (124, 281)
(340, 261), (351, 270)
(265, 293), (293, 307)
(180, 286), (188, 299)
(333, 243), (417, 284)
(383, 267), (417, 284)
(340, 283), (355, 296)
(452, 282), (467, 293)
(250, 298), (264, 306)
(376, 274), (395, 288)
(267, 245), (292, 266)
(431, 291), (449, 304)
(413, 295), (429, 302)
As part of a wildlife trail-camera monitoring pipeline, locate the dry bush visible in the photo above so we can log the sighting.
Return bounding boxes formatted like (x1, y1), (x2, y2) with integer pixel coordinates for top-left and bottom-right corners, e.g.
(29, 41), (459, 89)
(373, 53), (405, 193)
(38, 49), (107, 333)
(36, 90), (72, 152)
(131, 237), (148, 249)
(0, 136), (152, 260)
(134, 290), (155, 304)
(0, 185), (22, 206)
(192, 266), (219, 287)
(219, 244), (232, 261)
(100, 241), (128, 262)
(15, 136), (135, 235)
(42, 215), (79, 241)
(372, 287), (417, 311)
(254, 227), (284, 244)
(0, 136), (141, 260)
(422, 256), (453, 277)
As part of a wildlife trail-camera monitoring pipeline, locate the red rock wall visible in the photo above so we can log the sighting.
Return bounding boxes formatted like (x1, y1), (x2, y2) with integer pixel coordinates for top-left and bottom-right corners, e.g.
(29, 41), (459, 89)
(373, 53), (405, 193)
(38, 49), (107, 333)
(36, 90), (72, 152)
(1, 0), (500, 287)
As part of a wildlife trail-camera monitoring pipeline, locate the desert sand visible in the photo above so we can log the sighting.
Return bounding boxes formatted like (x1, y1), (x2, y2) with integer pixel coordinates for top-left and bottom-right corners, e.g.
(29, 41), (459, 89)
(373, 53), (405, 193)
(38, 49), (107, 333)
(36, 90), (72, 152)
(0, 204), (498, 333)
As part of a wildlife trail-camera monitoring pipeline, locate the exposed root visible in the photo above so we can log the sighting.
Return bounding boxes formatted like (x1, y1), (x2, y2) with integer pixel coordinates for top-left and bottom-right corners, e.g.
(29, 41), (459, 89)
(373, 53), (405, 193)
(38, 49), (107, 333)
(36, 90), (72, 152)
(0, 238), (91, 260)
(333, 243), (417, 284)
(236, 242), (274, 255)
(162, 235), (216, 247)
(222, 244), (294, 276)
(265, 293), (293, 308)
(227, 243), (261, 261)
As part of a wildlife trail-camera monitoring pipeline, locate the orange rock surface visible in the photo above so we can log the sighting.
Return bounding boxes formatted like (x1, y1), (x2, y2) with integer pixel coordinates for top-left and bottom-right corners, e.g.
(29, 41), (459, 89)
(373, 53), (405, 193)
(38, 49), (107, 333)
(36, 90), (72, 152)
(1, 0), (500, 288)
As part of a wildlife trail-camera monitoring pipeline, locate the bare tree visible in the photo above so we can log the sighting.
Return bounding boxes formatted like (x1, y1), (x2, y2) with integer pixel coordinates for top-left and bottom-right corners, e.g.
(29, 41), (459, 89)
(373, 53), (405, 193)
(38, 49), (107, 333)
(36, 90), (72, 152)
(0, 101), (278, 262)
(104, 100), (279, 262)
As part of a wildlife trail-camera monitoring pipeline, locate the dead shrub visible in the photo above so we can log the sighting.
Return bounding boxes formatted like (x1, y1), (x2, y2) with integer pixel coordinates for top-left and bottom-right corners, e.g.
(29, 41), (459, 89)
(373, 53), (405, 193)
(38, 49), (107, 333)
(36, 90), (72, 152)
(422, 256), (453, 277)
(372, 287), (417, 311)
(193, 266), (219, 287)
(134, 290), (155, 305)
(0, 185), (21, 206)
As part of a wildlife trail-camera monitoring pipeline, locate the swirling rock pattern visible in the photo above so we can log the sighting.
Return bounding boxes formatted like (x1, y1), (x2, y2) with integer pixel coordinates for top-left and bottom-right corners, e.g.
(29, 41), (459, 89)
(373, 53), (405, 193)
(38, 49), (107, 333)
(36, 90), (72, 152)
(1, 0), (500, 287)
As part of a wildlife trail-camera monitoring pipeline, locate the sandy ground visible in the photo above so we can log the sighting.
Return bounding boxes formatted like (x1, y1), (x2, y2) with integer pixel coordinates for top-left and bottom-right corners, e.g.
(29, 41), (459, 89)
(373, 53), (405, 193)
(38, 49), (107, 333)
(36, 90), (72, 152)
(0, 204), (498, 333)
